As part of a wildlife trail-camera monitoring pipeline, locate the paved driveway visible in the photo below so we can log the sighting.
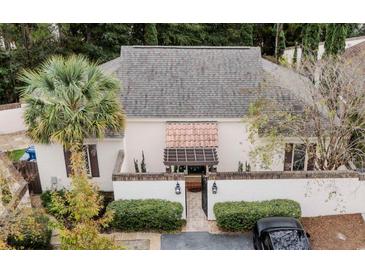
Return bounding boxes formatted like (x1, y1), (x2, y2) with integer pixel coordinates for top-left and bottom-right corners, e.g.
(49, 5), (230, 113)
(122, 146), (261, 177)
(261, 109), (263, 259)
(161, 232), (254, 250)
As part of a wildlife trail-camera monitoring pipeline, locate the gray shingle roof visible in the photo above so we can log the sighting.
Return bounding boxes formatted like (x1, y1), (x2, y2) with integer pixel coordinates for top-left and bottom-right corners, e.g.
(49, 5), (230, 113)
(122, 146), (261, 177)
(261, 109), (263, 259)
(101, 46), (307, 118)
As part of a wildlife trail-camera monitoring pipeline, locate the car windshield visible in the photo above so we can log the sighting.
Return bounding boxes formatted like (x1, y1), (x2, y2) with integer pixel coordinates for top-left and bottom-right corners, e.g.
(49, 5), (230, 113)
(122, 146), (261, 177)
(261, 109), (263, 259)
(268, 230), (309, 250)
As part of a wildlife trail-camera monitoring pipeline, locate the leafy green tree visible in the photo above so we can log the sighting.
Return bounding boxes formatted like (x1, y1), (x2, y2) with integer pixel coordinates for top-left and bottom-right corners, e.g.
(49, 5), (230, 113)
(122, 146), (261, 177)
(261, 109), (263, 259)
(245, 56), (365, 170)
(324, 24), (348, 56)
(274, 24), (286, 62)
(157, 23), (204, 45)
(144, 24), (158, 45)
(20, 55), (125, 169)
(58, 23), (132, 62)
(253, 23), (276, 55)
(0, 23), (60, 103)
(240, 24), (253, 46)
(302, 23), (321, 61)
(19, 55), (125, 249)
(292, 42), (298, 67)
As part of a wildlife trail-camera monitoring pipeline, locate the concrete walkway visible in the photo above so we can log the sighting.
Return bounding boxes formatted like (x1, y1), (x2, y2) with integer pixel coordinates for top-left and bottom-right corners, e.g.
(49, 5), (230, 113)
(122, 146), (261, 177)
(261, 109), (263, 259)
(183, 191), (209, 232)
(51, 231), (161, 250)
(161, 232), (254, 250)
(107, 232), (161, 250)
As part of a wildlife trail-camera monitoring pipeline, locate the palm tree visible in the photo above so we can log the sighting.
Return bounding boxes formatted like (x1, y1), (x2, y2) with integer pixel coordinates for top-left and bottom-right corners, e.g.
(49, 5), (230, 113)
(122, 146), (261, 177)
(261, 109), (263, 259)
(19, 55), (125, 177)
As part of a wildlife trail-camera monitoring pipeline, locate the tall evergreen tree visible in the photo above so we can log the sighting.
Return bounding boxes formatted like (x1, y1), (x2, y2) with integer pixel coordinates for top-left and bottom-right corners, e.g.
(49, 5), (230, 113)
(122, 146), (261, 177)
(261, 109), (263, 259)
(292, 42), (298, 67)
(302, 23), (321, 61)
(274, 24), (286, 62)
(240, 24), (253, 46)
(324, 24), (348, 56)
(144, 24), (158, 45)
(157, 24), (204, 45)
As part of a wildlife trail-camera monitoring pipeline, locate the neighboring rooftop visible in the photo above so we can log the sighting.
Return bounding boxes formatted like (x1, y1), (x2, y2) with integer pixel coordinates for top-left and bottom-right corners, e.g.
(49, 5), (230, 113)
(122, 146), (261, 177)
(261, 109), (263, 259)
(101, 46), (308, 118)
(343, 40), (365, 59)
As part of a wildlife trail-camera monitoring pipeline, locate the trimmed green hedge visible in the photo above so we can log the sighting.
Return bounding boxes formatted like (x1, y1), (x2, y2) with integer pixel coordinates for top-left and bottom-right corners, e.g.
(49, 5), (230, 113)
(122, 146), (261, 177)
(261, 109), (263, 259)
(107, 199), (184, 232)
(214, 199), (301, 231)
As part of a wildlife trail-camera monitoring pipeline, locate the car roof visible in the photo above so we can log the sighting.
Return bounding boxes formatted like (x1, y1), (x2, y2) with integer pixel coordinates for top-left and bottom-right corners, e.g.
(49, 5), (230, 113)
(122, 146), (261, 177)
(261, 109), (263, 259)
(256, 217), (303, 235)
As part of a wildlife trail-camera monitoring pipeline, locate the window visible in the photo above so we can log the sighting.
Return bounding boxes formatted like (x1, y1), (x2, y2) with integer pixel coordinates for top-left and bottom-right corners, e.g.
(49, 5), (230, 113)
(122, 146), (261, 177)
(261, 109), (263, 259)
(293, 144), (306, 171)
(63, 144), (99, 177)
(283, 143), (317, 171)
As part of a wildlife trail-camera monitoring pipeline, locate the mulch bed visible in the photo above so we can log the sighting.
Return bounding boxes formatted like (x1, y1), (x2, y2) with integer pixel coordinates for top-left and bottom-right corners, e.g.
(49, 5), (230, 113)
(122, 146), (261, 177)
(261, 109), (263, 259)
(301, 214), (365, 250)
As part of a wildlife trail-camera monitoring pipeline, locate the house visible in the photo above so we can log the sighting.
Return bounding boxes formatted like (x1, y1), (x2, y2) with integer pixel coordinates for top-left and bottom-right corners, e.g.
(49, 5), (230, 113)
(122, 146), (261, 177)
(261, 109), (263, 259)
(32, 46), (365, 221)
(34, 46), (314, 193)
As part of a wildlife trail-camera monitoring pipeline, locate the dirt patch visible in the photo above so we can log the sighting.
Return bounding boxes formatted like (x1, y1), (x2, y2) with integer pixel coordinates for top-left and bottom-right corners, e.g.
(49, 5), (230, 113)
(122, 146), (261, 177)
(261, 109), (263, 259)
(301, 214), (365, 250)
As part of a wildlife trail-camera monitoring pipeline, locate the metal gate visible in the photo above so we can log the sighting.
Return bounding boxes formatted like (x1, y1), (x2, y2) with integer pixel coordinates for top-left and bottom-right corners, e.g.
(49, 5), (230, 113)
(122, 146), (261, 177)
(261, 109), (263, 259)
(201, 175), (208, 216)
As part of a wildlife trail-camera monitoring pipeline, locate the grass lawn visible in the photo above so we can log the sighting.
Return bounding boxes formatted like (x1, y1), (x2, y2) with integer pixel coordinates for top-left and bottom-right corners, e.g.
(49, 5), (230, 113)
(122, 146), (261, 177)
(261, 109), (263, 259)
(6, 148), (26, 162)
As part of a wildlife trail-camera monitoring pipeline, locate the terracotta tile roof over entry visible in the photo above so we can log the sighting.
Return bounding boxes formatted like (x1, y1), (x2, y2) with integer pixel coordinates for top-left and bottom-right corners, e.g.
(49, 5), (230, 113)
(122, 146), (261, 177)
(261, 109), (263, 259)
(166, 122), (218, 148)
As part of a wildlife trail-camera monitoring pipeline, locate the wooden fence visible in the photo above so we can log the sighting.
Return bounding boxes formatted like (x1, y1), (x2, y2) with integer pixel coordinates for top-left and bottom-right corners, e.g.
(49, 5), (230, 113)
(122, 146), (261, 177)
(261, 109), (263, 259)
(13, 161), (42, 194)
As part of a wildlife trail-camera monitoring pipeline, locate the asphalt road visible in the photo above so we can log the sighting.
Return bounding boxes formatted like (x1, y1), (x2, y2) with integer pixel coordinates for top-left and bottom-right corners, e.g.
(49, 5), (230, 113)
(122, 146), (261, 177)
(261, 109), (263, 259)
(161, 232), (254, 250)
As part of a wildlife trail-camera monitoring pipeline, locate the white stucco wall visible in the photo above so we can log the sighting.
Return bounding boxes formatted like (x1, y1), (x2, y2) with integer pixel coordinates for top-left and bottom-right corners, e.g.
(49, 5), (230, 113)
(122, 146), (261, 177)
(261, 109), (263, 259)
(283, 36), (365, 65)
(113, 180), (186, 218)
(0, 105), (26, 134)
(123, 119), (286, 173)
(35, 138), (124, 192)
(207, 178), (365, 220)
(217, 122), (284, 172)
(123, 120), (166, 173)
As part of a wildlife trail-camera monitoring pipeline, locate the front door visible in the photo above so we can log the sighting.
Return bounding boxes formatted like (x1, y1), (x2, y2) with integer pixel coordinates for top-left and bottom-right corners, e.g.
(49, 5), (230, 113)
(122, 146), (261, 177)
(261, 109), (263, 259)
(185, 165), (206, 191)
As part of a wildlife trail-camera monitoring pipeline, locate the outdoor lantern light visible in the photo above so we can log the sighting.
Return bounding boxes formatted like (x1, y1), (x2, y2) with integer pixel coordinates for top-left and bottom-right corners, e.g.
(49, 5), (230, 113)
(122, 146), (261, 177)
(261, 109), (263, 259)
(175, 182), (181, 195)
(212, 182), (218, 194)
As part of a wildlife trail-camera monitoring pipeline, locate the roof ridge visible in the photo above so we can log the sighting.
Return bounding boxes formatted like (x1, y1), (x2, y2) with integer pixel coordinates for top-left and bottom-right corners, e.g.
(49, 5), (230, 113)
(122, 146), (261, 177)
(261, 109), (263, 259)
(122, 45), (259, 50)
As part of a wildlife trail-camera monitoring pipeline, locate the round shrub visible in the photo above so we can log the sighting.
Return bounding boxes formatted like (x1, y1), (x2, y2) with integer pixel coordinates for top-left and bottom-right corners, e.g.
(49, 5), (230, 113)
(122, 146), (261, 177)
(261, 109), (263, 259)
(107, 199), (184, 232)
(7, 209), (52, 250)
(214, 199), (301, 231)
(40, 189), (69, 220)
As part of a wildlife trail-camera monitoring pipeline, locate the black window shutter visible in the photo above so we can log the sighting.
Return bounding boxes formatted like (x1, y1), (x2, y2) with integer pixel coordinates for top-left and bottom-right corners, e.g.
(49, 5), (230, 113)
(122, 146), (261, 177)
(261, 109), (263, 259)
(88, 144), (100, 177)
(307, 144), (317, 171)
(284, 143), (293, 171)
(63, 148), (72, 177)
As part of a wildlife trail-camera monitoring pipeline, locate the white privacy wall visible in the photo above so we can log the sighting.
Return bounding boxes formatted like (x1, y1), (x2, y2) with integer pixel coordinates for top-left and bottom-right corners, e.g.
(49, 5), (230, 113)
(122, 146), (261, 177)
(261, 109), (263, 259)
(35, 138), (124, 192)
(283, 36), (365, 65)
(0, 105), (26, 134)
(123, 120), (166, 173)
(207, 178), (365, 220)
(113, 180), (186, 219)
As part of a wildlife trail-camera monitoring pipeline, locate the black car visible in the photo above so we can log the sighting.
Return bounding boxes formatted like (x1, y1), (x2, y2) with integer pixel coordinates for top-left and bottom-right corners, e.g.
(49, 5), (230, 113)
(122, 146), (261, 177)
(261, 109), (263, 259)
(253, 217), (311, 250)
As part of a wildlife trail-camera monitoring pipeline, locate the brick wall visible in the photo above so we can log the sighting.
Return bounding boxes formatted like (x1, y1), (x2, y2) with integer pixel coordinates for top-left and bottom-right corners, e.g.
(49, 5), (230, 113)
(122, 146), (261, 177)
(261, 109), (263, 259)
(208, 171), (361, 180)
(113, 170), (362, 181)
(0, 102), (21, 111)
(112, 173), (185, 181)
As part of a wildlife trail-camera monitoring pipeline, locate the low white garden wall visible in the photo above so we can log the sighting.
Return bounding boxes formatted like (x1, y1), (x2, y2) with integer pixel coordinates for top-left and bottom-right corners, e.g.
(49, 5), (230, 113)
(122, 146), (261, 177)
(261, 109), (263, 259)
(207, 177), (365, 220)
(113, 180), (186, 219)
(0, 104), (26, 134)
